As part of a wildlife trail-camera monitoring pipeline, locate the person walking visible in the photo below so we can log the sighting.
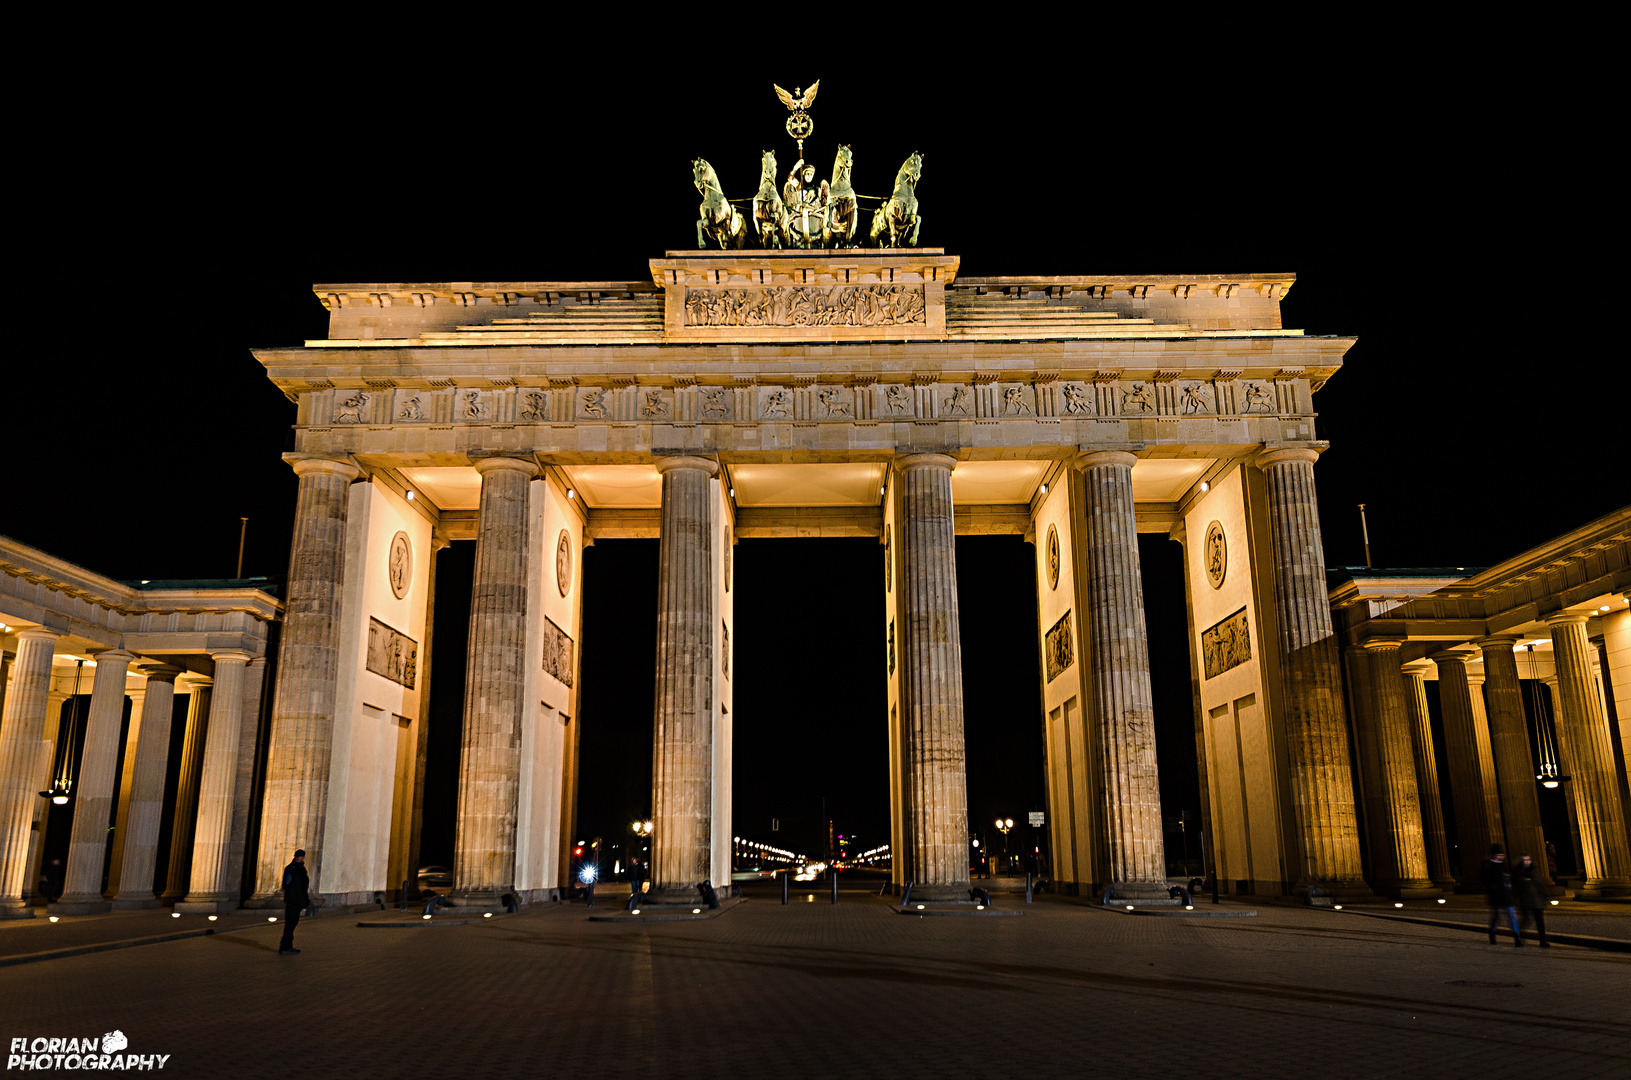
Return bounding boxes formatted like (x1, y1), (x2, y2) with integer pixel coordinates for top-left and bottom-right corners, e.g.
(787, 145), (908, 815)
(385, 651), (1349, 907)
(278, 850), (309, 956)
(1514, 854), (1551, 948)
(1481, 844), (1521, 947)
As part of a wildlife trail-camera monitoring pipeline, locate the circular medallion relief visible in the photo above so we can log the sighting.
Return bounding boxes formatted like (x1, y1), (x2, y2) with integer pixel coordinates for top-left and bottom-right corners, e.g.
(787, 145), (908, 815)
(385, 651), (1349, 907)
(884, 525), (893, 592)
(1046, 525), (1060, 591)
(387, 531), (412, 599)
(1204, 520), (1227, 590)
(556, 529), (572, 597)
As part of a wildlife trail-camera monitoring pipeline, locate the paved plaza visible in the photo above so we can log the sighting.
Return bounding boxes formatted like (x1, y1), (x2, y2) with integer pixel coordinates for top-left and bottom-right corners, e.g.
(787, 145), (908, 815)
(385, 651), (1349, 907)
(4, 893), (1628, 1078)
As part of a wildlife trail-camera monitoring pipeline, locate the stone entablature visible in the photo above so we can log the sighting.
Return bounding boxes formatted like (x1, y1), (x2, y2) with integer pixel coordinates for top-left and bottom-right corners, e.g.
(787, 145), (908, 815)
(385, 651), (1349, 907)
(1329, 506), (1631, 649)
(0, 536), (280, 655)
(307, 257), (1299, 345)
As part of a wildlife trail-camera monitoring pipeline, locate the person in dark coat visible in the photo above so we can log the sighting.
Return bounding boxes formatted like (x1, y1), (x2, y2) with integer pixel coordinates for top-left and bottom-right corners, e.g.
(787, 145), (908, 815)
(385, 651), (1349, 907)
(1513, 854), (1550, 947)
(1481, 844), (1521, 946)
(279, 850), (309, 956)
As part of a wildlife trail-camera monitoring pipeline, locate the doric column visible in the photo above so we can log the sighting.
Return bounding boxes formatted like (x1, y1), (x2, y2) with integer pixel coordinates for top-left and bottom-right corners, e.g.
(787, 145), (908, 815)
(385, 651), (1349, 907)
(1547, 614), (1631, 896)
(111, 665), (181, 908)
(1343, 644), (1397, 888)
(1431, 650), (1503, 891)
(178, 650), (252, 912)
(1255, 448), (1366, 891)
(105, 672), (147, 898)
(645, 456), (718, 901)
(23, 688), (68, 905)
(1077, 451), (1166, 895)
(224, 656), (267, 901)
(1477, 637), (1552, 889)
(1360, 640), (1435, 896)
(51, 649), (135, 914)
(251, 454), (360, 904)
(162, 678), (211, 902)
(0, 629), (61, 918)
(1402, 661), (1454, 891)
(451, 456), (539, 909)
(898, 453), (970, 900)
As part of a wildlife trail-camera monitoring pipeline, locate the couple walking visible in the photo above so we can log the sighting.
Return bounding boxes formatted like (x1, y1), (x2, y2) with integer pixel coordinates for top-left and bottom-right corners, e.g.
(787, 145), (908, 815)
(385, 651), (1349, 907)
(1482, 844), (1549, 947)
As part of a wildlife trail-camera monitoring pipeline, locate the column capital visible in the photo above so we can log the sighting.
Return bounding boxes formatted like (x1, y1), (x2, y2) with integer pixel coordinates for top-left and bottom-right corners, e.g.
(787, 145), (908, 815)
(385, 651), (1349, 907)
(1473, 635), (1522, 651)
(652, 455), (719, 478)
(1545, 611), (1592, 629)
(472, 455), (541, 479)
(137, 664), (185, 684)
(1360, 636), (1407, 652)
(283, 453), (362, 483)
(896, 452), (956, 473)
(1428, 648), (1476, 666)
(1402, 659), (1435, 679)
(1256, 446), (1323, 470)
(1074, 450), (1137, 471)
(15, 627), (61, 644)
(208, 649), (253, 666)
(91, 649), (135, 665)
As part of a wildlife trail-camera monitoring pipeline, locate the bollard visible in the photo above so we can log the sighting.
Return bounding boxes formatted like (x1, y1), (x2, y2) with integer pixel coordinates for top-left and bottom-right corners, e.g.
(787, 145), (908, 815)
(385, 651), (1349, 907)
(1025, 873), (1034, 904)
(830, 869), (839, 905)
(401, 879), (411, 912)
(781, 871), (790, 906)
(584, 881), (595, 909)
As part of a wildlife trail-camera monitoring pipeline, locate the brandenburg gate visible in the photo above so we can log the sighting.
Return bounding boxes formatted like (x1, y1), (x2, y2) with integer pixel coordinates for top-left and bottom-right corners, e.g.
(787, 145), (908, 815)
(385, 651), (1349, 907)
(243, 248), (1367, 907)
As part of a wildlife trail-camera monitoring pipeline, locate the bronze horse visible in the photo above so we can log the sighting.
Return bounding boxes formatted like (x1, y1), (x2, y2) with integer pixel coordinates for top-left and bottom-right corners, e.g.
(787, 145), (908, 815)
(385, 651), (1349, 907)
(869, 152), (923, 248)
(693, 157), (746, 249)
(751, 150), (788, 249)
(823, 145), (858, 248)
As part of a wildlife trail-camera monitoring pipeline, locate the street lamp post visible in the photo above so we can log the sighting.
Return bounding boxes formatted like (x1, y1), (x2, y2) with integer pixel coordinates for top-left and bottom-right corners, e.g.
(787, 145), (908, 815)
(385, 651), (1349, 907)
(995, 818), (1014, 875)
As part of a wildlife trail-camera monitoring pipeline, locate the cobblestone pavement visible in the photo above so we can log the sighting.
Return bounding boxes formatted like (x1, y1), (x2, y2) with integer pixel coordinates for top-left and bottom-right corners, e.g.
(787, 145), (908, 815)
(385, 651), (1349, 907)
(4, 895), (1628, 1079)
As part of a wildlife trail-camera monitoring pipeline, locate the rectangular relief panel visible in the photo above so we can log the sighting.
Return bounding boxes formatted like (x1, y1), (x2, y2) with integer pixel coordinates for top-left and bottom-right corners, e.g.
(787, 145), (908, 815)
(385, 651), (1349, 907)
(366, 618), (418, 689)
(542, 617), (575, 687)
(1045, 611), (1075, 683)
(1202, 608), (1251, 680)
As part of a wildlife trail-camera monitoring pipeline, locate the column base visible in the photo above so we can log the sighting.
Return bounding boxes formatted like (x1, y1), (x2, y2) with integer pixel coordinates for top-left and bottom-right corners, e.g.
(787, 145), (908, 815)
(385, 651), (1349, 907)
(0, 900), (37, 920)
(1575, 880), (1631, 900)
(445, 889), (514, 913)
(175, 898), (240, 914)
(1103, 881), (1174, 901)
(1388, 883), (1444, 901)
(1300, 879), (1377, 902)
(110, 896), (163, 910)
(907, 882), (973, 903)
(48, 896), (112, 916)
(643, 884), (713, 906)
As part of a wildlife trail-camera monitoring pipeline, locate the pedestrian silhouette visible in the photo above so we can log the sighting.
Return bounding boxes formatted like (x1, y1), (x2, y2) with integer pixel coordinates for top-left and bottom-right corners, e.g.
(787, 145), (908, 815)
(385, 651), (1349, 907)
(1481, 844), (1521, 947)
(1513, 854), (1550, 947)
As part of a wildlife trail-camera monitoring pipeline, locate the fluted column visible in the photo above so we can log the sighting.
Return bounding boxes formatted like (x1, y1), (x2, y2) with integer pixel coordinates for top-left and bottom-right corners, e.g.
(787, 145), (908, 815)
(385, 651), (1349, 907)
(1402, 661), (1454, 891)
(105, 674), (147, 898)
(898, 453), (970, 900)
(1432, 651), (1503, 891)
(111, 666), (181, 908)
(23, 689), (67, 905)
(162, 679), (211, 902)
(1256, 447), (1366, 890)
(1361, 640), (1434, 896)
(51, 650), (135, 914)
(178, 650), (251, 912)
(451, 456), (539, 909)
(224, 656), (267, 901)
(1547, 614), (1631, 896)
(1077, 451), (1166, 895)
(648, 456), (718, 901)
(251, 454), (360, 904)
(1477, 637), (1552, 889)
(0, 629), (61, 918)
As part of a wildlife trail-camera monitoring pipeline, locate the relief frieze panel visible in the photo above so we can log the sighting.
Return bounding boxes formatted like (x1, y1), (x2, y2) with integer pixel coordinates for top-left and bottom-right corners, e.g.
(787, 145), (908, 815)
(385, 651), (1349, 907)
(367, 617), (418, 689)
(1201, 607), (1252, 679)
(1045, 611), (1074, 683)
(684, 284), (926, 328)
(542, 617), (575, 687)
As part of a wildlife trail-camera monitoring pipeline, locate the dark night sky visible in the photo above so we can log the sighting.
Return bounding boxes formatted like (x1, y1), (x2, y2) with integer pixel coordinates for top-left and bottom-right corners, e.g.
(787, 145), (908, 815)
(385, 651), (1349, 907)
(10, 51), (1612, 866)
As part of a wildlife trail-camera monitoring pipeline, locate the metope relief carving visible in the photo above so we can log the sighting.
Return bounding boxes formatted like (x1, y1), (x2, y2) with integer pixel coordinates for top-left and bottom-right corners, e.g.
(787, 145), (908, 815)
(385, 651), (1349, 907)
(1204, 520), (1226, 590)
(944, 385), (971, 415)
(1045, 611), (1074, 683)
(1241, 381), (1276, 413)
(700, 387), (730, 419)
(388, 531), (412, 599)
(367, 617), (418, 689)
(1062, 383), (1093, 415)
(1202, 608), (1251, 680)
(641, 389), (670, 418)
(818, 387), (852, 416)
(334, 391), (369, 424)
(884, 385), (911, 414)
(762, 389), (791, 419)
(1180, 382), (1214, 414)
(396, 394), (425, 421)
(461, 390), (489, 420)
(1003, 385), (1033, 415)
(1121, 382), (1155, 414)
(684, 284), (925, 328)
(580, 388), (608, 418)
(518, 390), (549, 421)
(542, 617), (575, 687)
